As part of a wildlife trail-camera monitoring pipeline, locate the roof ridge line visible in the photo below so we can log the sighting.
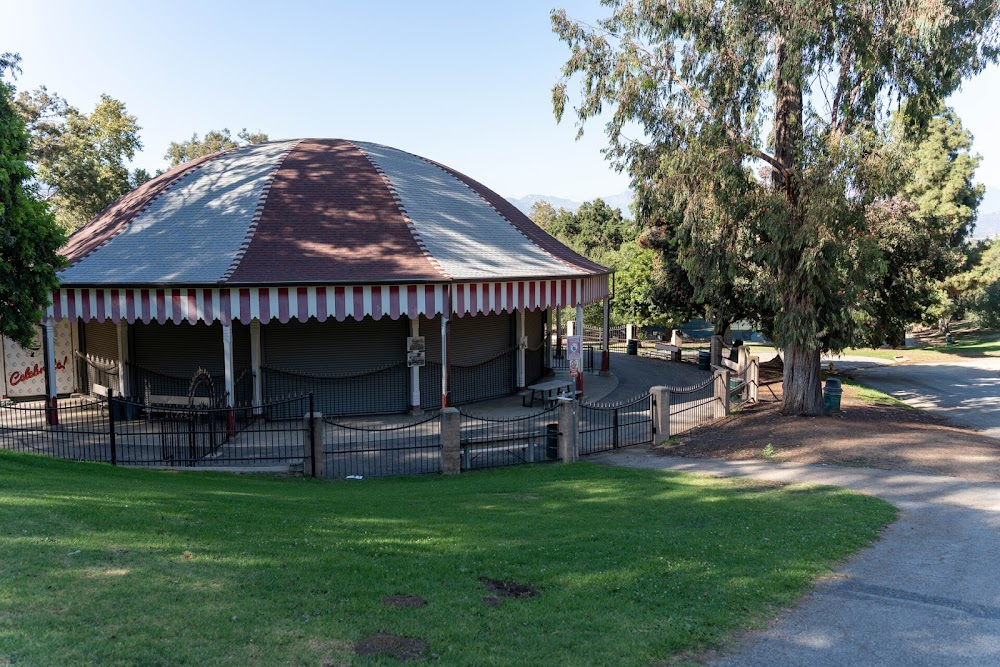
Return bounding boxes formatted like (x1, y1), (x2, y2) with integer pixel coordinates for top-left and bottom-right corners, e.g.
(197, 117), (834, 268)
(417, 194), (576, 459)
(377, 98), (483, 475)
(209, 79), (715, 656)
(418, 156), (594, 275)
(218, 139), (304, 284)
(350, 141), (453, 281)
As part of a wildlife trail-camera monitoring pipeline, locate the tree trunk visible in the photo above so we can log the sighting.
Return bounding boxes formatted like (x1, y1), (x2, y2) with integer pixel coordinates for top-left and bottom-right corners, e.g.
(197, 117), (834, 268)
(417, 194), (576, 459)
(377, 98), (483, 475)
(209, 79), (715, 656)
(781, 345), (824, 415)
(772, 33), (822, 415)
(887, 326), (906, 349)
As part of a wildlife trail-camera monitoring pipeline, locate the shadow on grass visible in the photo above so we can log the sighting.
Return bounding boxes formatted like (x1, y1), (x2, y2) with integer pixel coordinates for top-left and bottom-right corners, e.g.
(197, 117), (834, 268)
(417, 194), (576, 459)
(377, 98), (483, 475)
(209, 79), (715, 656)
(0, 451), (895, 666)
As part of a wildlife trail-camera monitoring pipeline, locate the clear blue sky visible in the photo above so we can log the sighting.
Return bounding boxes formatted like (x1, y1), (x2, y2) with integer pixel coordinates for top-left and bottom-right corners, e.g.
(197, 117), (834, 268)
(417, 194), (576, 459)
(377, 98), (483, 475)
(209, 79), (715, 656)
(3, 1), (998, 203)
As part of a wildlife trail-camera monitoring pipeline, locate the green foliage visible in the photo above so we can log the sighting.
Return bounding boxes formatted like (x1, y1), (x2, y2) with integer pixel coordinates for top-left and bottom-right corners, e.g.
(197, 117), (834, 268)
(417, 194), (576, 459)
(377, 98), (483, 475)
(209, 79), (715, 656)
(0, 452), (895, 665)
(552, 0), (999, 414)
(165, 127), (269, 168)
(16, 87), (143, 230)
(0, 54), (66, 347)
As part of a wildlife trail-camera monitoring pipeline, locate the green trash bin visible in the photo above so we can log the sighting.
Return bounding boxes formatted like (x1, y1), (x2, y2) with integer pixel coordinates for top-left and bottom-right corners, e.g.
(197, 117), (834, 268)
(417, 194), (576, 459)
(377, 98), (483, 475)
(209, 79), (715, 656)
(823, 378), (843, 413)
(626, 339), (638, 355)
(697, 350), (710, 371)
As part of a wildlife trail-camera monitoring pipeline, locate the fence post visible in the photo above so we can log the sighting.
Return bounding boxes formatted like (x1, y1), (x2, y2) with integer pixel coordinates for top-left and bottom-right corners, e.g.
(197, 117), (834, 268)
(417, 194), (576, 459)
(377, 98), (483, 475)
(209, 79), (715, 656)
(557, 397), (578, 463)
(713, 369), (731, 418)
(304, 395), (324, 478)
(749, 356), (759, 402)
(440, 407), (461, 474)
(650, 386), (671, 443)
(108, 388), (117, 466)
(710, 335), (724, 368)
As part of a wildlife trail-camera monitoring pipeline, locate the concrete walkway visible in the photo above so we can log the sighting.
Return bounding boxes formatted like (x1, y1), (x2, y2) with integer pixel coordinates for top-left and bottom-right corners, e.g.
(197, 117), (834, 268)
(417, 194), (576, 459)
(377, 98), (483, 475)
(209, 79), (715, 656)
(591, 448), (1000, 666)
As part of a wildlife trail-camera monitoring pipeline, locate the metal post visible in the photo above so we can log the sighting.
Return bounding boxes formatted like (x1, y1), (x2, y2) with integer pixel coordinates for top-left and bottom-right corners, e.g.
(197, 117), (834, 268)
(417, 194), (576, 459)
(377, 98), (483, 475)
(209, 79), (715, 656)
(108, 387), (117, 466)
(409, 317), (421, 412)
(543, 309), (552, 370)
(601, 295), (610, 375)
(555, 309), (562, 359)
(575, 303), (585, 394)
(250, 319), (263, 408)
(612, 408), (619, 449)
(43, 318), (59, 426)
(516, 310), (526, 390)
(441, 287), (451, 408)
(222, 322), (235, 436)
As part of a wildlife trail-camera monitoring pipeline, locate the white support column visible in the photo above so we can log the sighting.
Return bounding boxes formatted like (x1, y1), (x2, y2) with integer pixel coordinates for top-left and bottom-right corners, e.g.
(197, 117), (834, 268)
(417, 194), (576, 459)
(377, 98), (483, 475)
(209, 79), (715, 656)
(117, 321), (130, 397)
(555, 308), (563, 359)
(543, 309), (552, 369)
(43, 318), (58, 423)
(250, 319), (263, 407)
(601, 295), (610, 375)
(222, 323), (234, 407)
(409, 317), (421, 412)
(575, 303), (585, 394)
(516, 310), (526, 390)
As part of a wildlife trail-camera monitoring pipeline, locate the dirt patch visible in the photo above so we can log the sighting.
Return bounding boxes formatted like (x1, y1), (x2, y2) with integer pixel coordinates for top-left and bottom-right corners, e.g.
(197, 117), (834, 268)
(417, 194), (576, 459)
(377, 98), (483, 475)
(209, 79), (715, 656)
(479, 577), (538, 599)
(354, 634), (428, 660)
(662, 380), (1000, 482)
(483, 596), (503, 607)
(383, 595), (427, 608)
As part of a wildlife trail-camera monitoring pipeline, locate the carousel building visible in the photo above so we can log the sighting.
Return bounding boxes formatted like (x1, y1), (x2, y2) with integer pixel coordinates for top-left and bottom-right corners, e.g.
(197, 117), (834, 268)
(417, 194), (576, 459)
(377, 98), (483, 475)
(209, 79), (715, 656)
(37, 139), (611, 415)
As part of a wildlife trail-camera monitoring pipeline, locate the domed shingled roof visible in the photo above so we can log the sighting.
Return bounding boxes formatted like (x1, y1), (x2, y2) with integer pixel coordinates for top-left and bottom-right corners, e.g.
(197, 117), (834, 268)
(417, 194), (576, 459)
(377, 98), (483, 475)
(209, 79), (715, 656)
(59, 139), (608, 287)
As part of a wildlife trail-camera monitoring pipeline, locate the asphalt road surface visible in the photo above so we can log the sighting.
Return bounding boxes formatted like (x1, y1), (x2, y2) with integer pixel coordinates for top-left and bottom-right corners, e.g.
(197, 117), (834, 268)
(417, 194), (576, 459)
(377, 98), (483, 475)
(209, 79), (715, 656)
(846, 357), (1000, 440)
(594, 451), (1000, 667)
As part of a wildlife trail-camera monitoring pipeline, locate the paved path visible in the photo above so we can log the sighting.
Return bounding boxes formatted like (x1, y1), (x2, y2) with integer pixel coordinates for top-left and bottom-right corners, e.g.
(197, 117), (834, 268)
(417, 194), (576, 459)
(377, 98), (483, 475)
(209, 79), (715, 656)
(849, 358), (1000, 439)
(602, 351), (710, 403)
(590, 448), (1000, 666)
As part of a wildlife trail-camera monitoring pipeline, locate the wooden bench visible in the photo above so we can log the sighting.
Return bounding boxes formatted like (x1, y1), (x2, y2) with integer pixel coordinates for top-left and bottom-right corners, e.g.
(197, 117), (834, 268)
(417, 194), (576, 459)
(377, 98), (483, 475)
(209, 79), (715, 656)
(653, 343), (683, 362)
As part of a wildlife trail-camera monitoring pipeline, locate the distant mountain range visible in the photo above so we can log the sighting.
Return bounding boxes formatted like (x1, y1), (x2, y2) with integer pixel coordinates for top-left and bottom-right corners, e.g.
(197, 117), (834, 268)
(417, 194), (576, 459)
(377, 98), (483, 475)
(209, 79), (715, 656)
(507, 186), (1000, 239)
(974, 185), (1000, 240)
(506, 191), (634, 216)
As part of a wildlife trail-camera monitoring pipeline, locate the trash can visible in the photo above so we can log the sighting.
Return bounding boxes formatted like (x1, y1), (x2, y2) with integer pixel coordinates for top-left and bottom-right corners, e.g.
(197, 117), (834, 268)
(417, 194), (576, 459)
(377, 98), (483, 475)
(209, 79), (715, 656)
(110, 398), (139, 421)
(545, 423), (559, 460)
(823, 378), (843, 413)
(626, 339), (639, 355)
(697, 350), (710, 371)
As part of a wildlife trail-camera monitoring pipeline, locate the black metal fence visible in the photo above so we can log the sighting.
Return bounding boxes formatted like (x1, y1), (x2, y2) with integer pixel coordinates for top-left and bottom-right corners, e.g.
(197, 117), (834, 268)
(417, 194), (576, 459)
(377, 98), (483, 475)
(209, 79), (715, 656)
(668, 375), (722, 436)
(579, 393), (655, 455)
(0, 394), (312, 469)
(458, 405), (560, 470)
(551, 345), (595, 372)
(121, 362), (254, 408)
(427, 347), (516, 407)
(323, 413), (441, 479)
(262, 363), (408, 417)
(78, 353), (122, 396)
(0, 398), (111, 462)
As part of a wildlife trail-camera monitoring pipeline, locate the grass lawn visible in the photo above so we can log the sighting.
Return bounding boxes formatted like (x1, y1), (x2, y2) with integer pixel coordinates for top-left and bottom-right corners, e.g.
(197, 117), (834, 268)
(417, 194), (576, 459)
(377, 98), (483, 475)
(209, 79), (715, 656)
(838, 378), (917, 410)
(0, 452), (895, 666)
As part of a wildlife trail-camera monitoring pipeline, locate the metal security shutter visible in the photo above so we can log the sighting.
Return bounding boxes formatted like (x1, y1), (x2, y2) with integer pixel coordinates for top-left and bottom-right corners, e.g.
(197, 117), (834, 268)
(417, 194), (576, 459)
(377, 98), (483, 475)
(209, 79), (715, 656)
(524, 309), (545, 385)
(83, 320), (119, 362)
(419, 315), (442, 409)
(449, 312), (514, 404)
(262, 317), (408, 415)
(132, 321), (226, 383)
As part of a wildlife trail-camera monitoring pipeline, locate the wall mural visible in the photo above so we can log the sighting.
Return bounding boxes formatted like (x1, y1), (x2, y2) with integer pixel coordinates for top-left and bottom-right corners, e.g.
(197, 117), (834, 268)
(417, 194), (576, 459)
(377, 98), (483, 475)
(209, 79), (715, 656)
(2, 320), (75, 398)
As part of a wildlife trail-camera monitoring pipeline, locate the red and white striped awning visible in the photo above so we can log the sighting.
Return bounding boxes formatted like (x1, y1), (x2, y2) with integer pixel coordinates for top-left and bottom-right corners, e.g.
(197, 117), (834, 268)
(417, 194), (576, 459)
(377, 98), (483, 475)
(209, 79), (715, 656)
(47, 276), (610, 325)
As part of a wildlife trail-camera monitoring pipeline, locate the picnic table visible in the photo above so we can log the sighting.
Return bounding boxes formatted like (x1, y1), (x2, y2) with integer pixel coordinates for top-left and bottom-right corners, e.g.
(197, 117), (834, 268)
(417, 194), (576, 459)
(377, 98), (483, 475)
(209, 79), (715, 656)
(521, 379), (575, 407)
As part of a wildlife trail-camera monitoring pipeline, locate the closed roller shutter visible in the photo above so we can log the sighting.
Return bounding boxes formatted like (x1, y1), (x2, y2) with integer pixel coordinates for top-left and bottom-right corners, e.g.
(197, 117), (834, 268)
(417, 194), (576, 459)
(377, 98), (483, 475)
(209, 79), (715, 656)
(262, 316), (408, 415)
(83, 320), (119, 362)
(419, 315), (442, 410)
(524, 309), (545, 385)
(131, 322), (252, 402)
(449, 312), (514, 404)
